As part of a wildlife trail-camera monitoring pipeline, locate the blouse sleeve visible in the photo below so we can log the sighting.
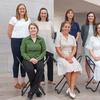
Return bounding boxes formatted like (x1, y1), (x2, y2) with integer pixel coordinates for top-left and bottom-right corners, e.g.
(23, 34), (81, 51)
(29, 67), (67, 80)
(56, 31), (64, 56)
(55, 33), (61, 47)
(72, 36), (76, 46)
(9, 17), (16, 26)
(86, 36), (94, 50)
(76, 22), (81, 32)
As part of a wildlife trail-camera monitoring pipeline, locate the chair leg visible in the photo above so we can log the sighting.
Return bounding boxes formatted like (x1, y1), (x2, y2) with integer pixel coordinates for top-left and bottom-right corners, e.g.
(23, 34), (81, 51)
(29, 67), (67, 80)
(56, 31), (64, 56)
(85, 77), (100, 92)
(75, 86), (80, 93)
(55, 76), (65, 91)
(21, 81), (30, 96)
(39, 85), (46, 95)
(57, 81), (67, 94)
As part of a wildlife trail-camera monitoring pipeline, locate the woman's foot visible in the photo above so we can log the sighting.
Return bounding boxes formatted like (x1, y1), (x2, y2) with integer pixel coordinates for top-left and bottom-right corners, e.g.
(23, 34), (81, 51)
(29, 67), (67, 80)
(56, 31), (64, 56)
(48, 81), (56, 85)
(28, 91), (34, 100)
(40, 81), (45, 85)
(69, 89), (76, 99)
(14, 83), (21, 89)
(66, 88), (70, 95)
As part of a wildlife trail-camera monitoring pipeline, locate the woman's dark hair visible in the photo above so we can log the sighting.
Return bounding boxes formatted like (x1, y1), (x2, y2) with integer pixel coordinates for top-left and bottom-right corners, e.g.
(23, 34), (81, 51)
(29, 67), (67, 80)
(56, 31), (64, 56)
(60, 21), (71, 32)
(95, 23), (100, 36)
(65, 9), (74, 22)
(86, 12), (96, 25)
(37, 8), (49, 21)
(28, 23), (39, 33)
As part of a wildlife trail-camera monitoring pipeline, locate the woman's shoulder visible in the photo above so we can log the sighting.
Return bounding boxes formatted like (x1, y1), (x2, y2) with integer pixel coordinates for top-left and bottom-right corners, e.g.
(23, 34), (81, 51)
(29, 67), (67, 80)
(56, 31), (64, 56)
(69, 34), (75, 39)
(10, 16), (17, 21)
(90, 36), (96, 41)
(37, 35), (44, 40)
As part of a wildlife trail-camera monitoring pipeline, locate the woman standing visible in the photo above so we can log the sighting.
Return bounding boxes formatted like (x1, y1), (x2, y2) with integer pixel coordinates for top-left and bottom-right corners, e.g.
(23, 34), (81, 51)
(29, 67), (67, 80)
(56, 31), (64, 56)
(55, 21), (82, 99)
(7, 3), (31, 89)
(35, 8), (55, 84)
(86, 23), (100, 82)
(65, 9), (80, 57)
(81, 12), (96, 82)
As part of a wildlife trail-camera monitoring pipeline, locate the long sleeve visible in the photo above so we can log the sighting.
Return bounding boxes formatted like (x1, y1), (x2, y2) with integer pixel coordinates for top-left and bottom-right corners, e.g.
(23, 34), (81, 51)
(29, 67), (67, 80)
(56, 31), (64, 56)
(81, 25), (84, 41)
(36, 38), (46, 61)
(20, 39), (31, 61)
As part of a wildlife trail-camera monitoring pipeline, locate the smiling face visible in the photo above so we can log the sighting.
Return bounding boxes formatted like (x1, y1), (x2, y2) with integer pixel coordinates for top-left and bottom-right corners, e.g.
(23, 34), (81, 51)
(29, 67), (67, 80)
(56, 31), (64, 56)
(40, 9), (48, 21)
(18, 5), (26, 17)
(97, 24), (100, 35)
(88, 13), (95, 24)
(62, 22), (71, 35)
(29, 24), (38, 37)
(67, 10), (74, 20)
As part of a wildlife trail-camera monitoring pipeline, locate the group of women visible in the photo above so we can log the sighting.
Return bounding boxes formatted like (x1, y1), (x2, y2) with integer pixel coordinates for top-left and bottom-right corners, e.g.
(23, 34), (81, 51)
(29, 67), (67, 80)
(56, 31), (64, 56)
(7, 3), (100, 99)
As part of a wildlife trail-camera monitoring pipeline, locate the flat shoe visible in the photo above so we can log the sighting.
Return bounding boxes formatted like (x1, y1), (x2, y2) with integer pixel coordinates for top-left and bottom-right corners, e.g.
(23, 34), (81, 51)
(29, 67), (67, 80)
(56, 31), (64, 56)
(14, 83), (21, 89)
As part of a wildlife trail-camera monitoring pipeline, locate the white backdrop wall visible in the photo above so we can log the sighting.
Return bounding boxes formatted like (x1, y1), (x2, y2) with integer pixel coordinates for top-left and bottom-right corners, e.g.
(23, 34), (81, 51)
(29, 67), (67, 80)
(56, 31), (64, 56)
(0, 0), (54, 34)
(0, 0), (54, 73)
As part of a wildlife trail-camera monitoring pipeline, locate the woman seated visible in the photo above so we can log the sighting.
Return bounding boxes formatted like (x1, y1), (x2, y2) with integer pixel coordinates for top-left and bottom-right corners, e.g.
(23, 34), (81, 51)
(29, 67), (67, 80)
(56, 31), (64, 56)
(55, 21), (82, 99)
(20, 23), (46, 99)
(86, 23), (100, 82)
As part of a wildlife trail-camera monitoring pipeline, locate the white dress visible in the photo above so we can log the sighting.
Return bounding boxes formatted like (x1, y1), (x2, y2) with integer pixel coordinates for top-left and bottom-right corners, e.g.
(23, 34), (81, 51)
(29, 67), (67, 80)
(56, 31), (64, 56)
(55, 33), (82, 76)
(86, 36), (100, 81)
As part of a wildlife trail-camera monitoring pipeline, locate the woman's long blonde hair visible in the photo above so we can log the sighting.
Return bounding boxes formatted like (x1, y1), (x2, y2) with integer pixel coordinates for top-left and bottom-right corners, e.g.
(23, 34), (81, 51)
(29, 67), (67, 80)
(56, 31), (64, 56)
(16, 3), (28, 21)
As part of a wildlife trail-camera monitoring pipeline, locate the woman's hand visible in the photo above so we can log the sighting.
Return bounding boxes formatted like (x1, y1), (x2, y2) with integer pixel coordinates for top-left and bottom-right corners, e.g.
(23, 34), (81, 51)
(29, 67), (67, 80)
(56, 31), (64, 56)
(93, 56), (100, 61)
(65, 56), (73, 63)
(30, 58), (38, 64)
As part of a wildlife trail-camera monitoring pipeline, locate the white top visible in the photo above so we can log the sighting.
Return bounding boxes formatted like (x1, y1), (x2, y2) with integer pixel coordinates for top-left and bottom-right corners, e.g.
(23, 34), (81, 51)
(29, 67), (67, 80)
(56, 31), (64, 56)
(34, 20), (55, 53)
(55, 32), (82, 75)
(86, 36), (100, 81)
(85, 25), (94, 47)
(9, 16), (31, 38)
(55, 33), (76, 56)
(86, 36), (100, 56)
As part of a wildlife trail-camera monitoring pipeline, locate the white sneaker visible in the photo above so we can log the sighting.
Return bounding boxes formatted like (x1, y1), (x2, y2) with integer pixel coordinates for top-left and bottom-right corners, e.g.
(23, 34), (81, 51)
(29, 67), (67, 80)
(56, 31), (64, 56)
(66, 88), (70, 95)
(69, 90), (76, 99)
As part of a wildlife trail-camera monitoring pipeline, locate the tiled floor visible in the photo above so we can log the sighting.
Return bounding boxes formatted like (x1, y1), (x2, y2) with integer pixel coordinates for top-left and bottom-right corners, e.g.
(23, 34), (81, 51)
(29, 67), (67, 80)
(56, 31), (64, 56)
(1, 64), (100, 100)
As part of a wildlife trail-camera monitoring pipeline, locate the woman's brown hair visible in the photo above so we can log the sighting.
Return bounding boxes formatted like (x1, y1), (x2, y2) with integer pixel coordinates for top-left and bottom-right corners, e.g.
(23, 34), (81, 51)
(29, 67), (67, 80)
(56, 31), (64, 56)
(37, 8), (49, 21)
(65, 9), (74, 22)
(60, 21), (71, 32)
(16, 3), (28, 21)
(28, 23), (39, 34)
(95, 23), (100, 36)
(86, 12), (96, 25)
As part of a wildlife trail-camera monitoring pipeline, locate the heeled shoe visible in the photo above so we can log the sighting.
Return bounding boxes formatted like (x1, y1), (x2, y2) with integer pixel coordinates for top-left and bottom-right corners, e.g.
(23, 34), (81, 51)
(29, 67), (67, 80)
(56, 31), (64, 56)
(66, 88), (70, 95)
(69, 90), (76, 99)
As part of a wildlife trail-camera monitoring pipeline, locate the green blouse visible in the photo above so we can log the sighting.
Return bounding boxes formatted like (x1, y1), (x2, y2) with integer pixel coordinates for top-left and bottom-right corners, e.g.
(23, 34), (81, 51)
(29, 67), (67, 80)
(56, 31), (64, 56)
(21, 35), (46, 61)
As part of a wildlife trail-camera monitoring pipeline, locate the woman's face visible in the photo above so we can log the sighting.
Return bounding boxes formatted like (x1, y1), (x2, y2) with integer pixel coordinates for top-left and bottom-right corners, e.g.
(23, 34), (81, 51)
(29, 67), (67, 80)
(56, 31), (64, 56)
(88, 13), (95, 23)
(67, 11), (74, 19)
(40, 9), (47, 21)
(18, 5), (26, 16)
(29, 25), (38, 36)
(97, 24), (100, 35)
(62, 23), (71, 34)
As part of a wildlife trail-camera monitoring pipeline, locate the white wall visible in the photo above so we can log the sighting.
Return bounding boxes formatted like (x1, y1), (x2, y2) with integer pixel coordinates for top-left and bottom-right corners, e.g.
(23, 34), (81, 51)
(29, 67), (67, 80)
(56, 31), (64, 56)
(0, 0), (54, 34)
(0, 0), (54, 73)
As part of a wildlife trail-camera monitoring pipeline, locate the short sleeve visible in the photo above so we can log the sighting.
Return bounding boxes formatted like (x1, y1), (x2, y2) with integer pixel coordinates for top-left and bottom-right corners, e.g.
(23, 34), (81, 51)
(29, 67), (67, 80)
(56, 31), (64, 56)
(9, 17), (17, 25)
(28, 18), (31, 24)
(55, 33), (61, 47)
(72, 36), (76, 46)
(86, 36), (94, 50)
(76, 22), (81, 32)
